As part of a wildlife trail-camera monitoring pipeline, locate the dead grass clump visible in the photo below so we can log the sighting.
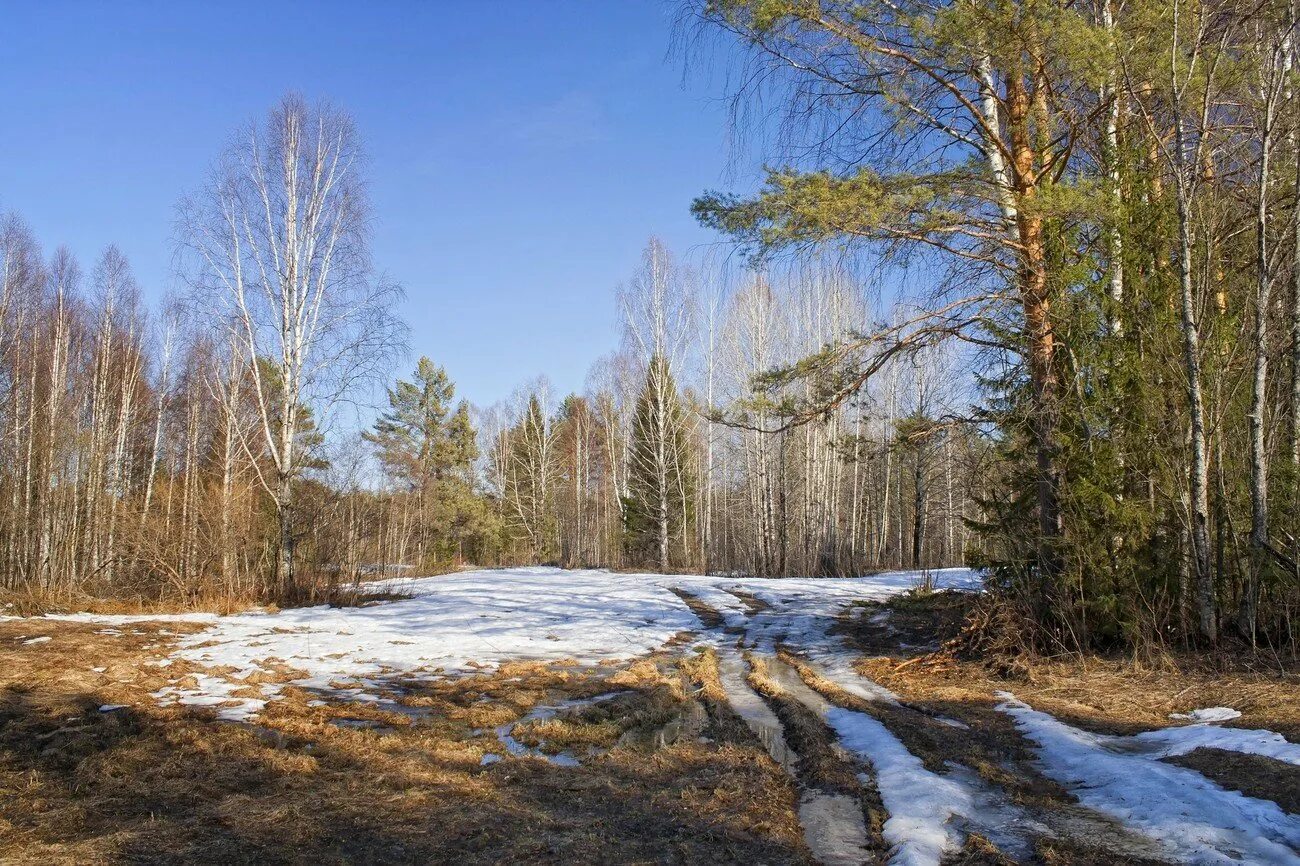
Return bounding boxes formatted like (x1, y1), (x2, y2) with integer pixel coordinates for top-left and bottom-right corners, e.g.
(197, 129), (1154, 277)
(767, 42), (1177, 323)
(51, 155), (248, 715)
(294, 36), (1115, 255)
(518, 716), (623, 750)
(680, 647), (727, 703)
(943, 833), (1020, 865)
(609, 656), (680, 696)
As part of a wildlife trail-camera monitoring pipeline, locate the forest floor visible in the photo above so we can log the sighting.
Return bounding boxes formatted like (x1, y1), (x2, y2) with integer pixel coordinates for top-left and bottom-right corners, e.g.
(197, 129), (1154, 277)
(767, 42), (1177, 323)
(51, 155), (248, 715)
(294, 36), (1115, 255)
(1, 567), (1298, 864)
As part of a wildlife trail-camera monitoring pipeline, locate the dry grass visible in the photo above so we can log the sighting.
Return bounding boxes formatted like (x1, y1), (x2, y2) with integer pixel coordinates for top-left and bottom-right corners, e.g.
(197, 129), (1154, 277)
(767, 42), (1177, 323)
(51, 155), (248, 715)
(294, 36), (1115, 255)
(0, 616), (814, 865)
(845, 595), (1300, 739)
(0, 576), (415, 618)
(0, 587), (260, 617)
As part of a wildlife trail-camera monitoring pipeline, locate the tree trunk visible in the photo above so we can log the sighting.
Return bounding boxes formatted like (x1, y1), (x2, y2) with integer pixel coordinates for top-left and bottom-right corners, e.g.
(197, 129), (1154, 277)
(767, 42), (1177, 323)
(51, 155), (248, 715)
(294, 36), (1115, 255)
(277, 470), (295, 597)
(1175, 179), (1216, 642)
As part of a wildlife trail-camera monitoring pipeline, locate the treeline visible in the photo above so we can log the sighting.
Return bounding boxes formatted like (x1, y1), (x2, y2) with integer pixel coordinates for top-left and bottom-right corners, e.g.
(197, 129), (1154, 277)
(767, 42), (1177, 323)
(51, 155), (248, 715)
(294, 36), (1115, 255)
(0, 214), (976, 608)
(0, 94), (977, 609)
(477, 240), (982, 578)
(0, 95), (409, 606)
(8, 0), (1300, 655)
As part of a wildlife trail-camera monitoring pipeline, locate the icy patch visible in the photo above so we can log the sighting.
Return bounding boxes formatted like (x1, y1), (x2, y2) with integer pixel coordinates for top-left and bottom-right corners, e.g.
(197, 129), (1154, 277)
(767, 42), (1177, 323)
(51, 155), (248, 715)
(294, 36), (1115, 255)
(1130, 723), (1300, 767)
(22, 635), (50, 645)
(999, 692), (1300, 864)
(797, 791), (873, 866)
(1171, 707), (1241, 723)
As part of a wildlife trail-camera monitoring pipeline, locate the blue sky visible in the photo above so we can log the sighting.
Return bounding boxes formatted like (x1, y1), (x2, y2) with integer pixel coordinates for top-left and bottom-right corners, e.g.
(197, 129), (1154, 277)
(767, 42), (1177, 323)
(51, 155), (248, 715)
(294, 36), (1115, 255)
(0, 1), (755, 407)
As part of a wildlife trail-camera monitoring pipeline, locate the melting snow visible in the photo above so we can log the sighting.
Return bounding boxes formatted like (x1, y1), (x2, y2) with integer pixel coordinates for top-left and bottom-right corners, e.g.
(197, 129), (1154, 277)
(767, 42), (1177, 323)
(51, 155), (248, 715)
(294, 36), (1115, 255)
(999, 692), (1300, 863)
(1131, 721), (1300, 766)
(1171, 707), (1241, 723)
(41, 566), (975, 720)
(16, 564), (1300, 863)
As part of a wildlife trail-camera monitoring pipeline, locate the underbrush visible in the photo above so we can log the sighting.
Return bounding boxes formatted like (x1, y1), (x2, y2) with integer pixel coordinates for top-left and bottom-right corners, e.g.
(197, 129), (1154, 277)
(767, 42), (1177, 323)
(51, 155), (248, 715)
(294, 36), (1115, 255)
(0, 586), (258, 618)
(0, 577), (417, 618)
(843, 588), (1300, 739)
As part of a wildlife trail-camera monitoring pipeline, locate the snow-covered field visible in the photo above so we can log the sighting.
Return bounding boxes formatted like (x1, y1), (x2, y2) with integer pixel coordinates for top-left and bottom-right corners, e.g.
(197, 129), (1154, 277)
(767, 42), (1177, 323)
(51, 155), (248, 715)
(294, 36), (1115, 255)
(51, 566), (975, 720)
(34, 565), (1300, 865)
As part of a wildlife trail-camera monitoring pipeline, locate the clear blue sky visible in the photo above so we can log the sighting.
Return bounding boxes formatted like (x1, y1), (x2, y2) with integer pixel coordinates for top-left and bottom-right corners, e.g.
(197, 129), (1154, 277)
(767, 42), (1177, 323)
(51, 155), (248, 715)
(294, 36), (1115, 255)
(0, 1), (753, 407)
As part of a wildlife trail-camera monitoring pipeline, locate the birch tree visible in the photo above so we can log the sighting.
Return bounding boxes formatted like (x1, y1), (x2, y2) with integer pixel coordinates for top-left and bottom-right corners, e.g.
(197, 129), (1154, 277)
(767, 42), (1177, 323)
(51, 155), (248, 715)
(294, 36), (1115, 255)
(180, 93), (403, 595)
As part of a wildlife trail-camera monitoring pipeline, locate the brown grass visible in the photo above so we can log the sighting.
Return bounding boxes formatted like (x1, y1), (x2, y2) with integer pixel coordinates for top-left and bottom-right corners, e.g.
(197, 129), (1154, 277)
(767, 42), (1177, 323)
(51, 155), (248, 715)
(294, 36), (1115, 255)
(0, 586), (261, 617)
(0, 617), (812, 865)
(838, 590), (1300, 738)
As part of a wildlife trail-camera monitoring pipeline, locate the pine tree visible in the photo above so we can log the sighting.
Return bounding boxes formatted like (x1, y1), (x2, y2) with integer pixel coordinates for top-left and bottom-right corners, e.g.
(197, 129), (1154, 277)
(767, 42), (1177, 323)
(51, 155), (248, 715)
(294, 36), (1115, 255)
(365, 357), (482, 567)
(367, 357), (454, 488)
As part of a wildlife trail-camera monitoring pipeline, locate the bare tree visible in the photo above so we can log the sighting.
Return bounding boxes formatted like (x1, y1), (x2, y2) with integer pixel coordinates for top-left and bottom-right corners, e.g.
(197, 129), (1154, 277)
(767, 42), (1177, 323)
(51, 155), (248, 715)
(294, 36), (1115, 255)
(179, 93), (404, 595)
(619, 239), (697, 570)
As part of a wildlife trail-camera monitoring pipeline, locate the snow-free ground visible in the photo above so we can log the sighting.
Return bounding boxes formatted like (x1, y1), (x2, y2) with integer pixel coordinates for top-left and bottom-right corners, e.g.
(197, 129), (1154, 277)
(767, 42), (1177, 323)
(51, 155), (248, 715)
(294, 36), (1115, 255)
(7, 566), (1300, 865)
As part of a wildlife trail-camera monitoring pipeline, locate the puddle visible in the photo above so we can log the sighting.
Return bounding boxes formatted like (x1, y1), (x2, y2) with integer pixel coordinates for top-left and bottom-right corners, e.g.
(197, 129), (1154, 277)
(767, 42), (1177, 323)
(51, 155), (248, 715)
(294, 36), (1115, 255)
(329, 717), (397, 734)
(493, 691), (626, 767)
(717, 649), (872, 864)
(617, 701), (708, 752)
(797, 791), (873, 866)
(716, 650), (797, 773)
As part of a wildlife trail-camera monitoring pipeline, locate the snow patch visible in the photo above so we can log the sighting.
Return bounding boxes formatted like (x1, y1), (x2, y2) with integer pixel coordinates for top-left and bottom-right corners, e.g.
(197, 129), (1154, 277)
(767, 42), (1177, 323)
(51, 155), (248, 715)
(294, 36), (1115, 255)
(999, 692), (1300, 864)
(828, 708), (969, 865)
(1170, 707), (1241, 723)
(40, 566), (978, 721)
